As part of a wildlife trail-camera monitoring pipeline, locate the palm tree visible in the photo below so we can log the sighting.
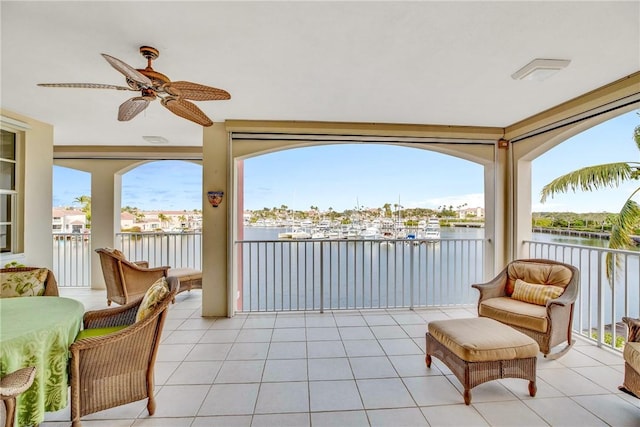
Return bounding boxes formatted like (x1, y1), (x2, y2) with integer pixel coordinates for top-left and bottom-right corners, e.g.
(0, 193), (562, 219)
(74, 195), (91, 226)
(540, 122), (640, 279)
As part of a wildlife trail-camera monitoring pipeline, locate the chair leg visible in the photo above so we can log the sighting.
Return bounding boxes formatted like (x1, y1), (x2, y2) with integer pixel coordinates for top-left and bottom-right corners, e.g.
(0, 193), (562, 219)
(4, 398), (16, 427)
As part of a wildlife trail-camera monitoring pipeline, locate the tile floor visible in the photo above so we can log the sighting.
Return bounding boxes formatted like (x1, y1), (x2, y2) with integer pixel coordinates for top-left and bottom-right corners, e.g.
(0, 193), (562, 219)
(40, 288), (640, 427)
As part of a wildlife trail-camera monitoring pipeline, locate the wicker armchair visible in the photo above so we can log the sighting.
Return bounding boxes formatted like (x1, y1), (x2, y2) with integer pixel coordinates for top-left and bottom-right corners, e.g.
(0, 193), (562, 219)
(1, 367), (36, 427)
(0, 267), (59, 296)
(620, 316), (640, 398)
(472, 259), (579, 359)
(95, 248), (169, 305)
(68, 276), (179, 427)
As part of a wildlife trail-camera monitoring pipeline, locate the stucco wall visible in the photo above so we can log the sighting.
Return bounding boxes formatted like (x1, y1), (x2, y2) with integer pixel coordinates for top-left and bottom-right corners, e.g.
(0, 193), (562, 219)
(0, 109), (54, 267)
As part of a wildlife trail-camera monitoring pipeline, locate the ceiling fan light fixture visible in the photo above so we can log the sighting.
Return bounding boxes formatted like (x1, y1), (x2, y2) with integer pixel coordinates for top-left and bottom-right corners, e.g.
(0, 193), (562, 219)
(142, 135), (169, 144)
(511, 58), (571, 81)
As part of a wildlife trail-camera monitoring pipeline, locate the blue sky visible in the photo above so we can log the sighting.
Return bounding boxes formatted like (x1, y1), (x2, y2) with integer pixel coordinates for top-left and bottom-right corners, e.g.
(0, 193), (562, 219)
(53, 110), (639, 214)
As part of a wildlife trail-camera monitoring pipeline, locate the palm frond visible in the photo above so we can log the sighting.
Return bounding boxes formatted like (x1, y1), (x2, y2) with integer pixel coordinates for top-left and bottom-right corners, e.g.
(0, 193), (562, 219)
(540, 163), (635, 203)
(606, 196), (640, 281)
(634, 124), (640, 152)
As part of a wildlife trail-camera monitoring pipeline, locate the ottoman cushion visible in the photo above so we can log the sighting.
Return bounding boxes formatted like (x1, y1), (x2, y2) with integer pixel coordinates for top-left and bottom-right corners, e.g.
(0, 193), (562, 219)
(428, 317), (539, 362)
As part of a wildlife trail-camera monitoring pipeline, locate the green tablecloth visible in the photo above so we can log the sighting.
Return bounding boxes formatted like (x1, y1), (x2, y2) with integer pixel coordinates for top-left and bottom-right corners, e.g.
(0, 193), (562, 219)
(0, 296), (84, 427)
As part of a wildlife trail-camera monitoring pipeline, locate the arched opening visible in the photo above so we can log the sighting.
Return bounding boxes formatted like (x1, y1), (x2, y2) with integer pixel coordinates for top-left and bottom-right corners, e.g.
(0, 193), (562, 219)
(233, 142), (489, 313)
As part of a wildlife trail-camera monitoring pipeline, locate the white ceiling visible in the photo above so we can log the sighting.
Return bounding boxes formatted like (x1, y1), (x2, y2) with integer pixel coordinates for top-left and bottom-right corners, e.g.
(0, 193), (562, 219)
(2, 1), (639, 147)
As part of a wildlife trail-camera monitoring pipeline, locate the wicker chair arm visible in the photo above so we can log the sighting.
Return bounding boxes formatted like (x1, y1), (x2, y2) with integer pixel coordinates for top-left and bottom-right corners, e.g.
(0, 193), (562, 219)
(623, 317), (640, 342)
(72, 307), (156, 351)
(471, 272), (507, 301)
(83, 299), (142, 329)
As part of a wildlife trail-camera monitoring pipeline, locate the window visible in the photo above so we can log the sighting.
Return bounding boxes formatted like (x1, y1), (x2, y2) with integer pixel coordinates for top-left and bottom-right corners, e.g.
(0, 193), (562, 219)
(0, 128), (21, 254)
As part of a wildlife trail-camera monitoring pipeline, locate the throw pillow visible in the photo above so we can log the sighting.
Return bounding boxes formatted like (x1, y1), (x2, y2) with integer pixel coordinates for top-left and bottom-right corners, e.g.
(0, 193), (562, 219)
(0, 268), (48, 298)
(135, 277), (170, 322)
(511, 278), (564, 306)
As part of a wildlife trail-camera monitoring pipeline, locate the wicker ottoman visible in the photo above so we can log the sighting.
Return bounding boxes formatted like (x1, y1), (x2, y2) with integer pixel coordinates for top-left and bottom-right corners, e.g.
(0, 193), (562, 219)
(426, 317), (539, 405)
(168, 268), (202, 294)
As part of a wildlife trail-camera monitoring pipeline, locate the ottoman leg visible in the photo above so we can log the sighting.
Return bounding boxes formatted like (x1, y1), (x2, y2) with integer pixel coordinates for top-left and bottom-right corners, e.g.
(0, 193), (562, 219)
(463, 389), (471, 405)
(528, 380), (537, 397)
(425, 354), (432, 368)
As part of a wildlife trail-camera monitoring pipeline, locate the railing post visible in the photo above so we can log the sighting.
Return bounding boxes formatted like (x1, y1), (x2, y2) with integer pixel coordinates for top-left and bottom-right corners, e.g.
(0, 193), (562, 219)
(597, 253), (604, 348)
(320, 241), (324, 313)
(410, 243), (414, 310)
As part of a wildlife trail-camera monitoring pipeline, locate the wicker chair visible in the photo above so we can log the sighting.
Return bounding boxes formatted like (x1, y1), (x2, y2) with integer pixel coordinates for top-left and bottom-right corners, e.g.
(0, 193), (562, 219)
(0, 367), (36, 427)
(96, 248), (202, 306)
(95, 248), (169, 305)
(472, 259), (579, 359)
(620, 316), (640, 398)
(68, 276), (179, 427)
(0, 267), (59, 296)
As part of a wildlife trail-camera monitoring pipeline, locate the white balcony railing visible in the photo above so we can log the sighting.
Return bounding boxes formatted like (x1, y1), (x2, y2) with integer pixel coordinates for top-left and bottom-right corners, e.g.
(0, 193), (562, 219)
(524, 240), (640, 352)
(51, 232), (638, 354)
(237, 238), (485, 312)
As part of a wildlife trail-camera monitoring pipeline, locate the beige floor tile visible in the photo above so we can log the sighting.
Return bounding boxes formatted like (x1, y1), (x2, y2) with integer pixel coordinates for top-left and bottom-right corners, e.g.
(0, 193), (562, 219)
(343, 339), (385, 357)
(198, 383), (260, 416)
(199, 329), (240, 343)
(306, 326), (340, 341)
(573, 394), (640, 426)
(254, 382), (310, 413)
(473, 400), (547, 426)
(378, 338), (423, 355)
(226, 342), (270, 360)
(190, 415), (252, 426)
(307, 340), (346, 358)
(357, 378), (416, 409)
(152, 384), (210, 417)
(367, 407), (429, 426)
(268, 341), (307, 359)
(537, 368), (609, 396)
(339, 326), (376, 340)
(271, 327), (306, 342)
(370, 325), (410, 339)
(166, 361), (222, 385)
(235, 328), (273, 342)
(350, 356), (398, 379)
(403, 376), (462, 406)
(310, 410), (369, 427)
(308, 357), (353, 380)
(389, 354), (439, 377)
(215, 360), (265, 383)
(185, 343), (232, 361)
(309, 380), (364, 412)
(263, 359), (308, 382)
(524, 396), (608, 426)
(252, 412), (310, 426)
(421, 404), (490, 426)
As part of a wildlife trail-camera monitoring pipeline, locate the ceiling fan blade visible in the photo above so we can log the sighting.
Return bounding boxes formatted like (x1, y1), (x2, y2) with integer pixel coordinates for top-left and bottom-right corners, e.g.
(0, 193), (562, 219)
(118, 96), (152, 122)
(164, 81), (231, 101)
(38, 83), (134, 91)
(161, 97), (213, 126)
(101, 53), (152, 87)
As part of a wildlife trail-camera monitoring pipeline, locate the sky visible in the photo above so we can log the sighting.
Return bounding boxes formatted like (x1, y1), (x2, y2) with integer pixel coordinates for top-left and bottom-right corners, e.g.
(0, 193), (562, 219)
(53, 110), (639, 214)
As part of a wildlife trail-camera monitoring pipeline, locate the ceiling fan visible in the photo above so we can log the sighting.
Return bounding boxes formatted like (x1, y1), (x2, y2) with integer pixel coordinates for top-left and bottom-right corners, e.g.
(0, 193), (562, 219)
(38, 46), (230, 127)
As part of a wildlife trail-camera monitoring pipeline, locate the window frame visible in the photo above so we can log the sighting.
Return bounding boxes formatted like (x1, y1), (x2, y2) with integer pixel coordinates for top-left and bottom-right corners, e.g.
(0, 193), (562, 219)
(0, 123), (25, 256)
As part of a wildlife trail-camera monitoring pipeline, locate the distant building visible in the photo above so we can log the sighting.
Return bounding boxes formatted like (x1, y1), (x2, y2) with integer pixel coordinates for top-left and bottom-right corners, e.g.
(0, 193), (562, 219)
(458, 207), (485, 219)
(52, 208), (87, 233)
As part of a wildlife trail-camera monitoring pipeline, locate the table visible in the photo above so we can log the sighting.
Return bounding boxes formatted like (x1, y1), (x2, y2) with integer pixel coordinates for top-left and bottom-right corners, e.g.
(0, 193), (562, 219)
(0, 296), (84, 427)
(425, 317), (539, 404)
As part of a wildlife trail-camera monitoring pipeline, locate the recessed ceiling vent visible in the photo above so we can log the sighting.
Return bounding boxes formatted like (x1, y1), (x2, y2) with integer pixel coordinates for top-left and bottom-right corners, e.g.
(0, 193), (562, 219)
(511, 58), (571, 81)
(142, 135), (169, 144)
